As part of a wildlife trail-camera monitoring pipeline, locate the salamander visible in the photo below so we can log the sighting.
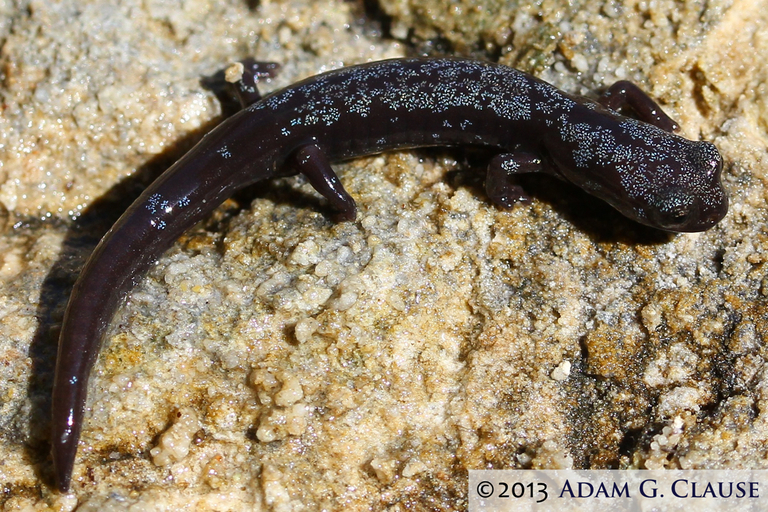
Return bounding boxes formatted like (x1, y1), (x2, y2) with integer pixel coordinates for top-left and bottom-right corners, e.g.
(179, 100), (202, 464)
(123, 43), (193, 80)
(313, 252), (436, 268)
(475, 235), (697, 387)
(51, 57), (728, 491)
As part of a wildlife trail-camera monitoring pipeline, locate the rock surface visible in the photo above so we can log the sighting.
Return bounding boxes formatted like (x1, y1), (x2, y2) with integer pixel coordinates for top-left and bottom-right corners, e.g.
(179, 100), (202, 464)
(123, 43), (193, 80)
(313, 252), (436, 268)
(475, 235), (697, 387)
(1, 0), (767, 509)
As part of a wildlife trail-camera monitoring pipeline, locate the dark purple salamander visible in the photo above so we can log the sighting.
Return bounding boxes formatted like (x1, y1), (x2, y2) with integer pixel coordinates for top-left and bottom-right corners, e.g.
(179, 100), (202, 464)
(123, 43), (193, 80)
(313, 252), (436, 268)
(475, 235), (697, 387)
(51, 57), (728, 491)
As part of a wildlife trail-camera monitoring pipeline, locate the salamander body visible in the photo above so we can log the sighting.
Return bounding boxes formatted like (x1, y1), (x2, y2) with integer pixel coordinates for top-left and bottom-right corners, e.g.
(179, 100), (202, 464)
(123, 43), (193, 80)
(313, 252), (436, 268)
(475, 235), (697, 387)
(51, 58), (728, 491)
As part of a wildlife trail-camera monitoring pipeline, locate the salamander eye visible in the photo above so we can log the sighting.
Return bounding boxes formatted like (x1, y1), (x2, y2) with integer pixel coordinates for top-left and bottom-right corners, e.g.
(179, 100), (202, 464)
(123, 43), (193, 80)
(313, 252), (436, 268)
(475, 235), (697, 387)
(650, 189), (697, 231)
(666, 205), (693, 226)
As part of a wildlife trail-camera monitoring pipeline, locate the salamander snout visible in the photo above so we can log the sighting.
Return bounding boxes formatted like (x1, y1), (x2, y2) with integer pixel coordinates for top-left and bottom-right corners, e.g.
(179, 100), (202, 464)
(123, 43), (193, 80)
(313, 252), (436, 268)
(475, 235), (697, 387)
(648, 185), (727, 232)
(648, 142), (728, 232)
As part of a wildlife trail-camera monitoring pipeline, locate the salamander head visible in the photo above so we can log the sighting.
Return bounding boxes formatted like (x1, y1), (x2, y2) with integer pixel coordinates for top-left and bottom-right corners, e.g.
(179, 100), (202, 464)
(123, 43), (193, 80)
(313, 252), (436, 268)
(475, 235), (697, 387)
(550, 117), (728, 232)
(639, 140), (727, 232)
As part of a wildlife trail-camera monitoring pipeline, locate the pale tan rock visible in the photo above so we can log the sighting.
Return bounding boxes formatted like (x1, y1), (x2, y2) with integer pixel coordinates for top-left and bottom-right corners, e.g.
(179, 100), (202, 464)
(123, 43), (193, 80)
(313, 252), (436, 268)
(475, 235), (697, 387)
(1, 0), (767, 509)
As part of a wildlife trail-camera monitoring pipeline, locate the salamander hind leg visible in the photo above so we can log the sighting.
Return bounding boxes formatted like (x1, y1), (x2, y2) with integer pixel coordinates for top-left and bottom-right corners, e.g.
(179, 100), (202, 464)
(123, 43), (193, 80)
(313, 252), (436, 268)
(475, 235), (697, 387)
(485, 153), (543, 209)
(225, 58), (281, 108)
(599, 81), (680, 133)
(289, 144), (357, 222)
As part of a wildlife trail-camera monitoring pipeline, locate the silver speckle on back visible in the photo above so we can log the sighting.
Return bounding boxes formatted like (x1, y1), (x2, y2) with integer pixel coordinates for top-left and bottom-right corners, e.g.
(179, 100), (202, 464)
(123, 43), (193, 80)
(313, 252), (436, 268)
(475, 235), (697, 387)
(242, 58), (725, 232)
(259, 59), (540, 128)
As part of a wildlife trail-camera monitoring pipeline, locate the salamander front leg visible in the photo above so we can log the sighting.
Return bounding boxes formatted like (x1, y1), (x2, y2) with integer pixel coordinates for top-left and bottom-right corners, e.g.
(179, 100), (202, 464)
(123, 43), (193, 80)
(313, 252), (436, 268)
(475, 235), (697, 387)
(225, 58), (281, 108)
(290, 144), (357, 222)
(599, 81), (679, 133)
(485, 153), (543, 208)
